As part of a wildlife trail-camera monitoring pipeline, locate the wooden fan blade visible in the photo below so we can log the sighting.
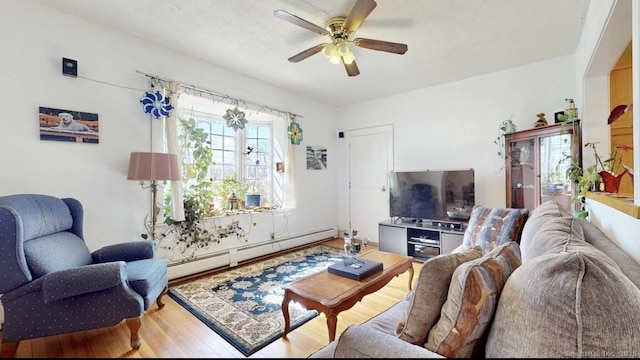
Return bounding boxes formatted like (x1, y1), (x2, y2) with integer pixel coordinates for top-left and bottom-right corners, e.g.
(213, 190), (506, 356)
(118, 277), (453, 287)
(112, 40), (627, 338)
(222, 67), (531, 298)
(274, 10), (328, 35)
(288, 44), (325, 63)
(343, 0), (377, 33)
(343, 59), (360, 77)
(354, 38), (408, 54)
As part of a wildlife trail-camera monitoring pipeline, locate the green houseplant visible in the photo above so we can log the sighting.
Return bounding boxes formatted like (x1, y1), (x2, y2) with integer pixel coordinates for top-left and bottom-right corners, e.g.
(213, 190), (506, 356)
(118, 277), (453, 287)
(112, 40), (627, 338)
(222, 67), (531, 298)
(563, 103), (633, 218)
(572, 164), (602, 219)
(155, 116), (246, 258)
(494, 118), (517, 171)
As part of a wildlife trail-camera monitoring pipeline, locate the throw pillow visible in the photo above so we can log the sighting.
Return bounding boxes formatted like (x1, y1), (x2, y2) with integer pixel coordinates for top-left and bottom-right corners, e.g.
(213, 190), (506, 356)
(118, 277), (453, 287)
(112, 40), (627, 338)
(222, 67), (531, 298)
(485, 248), (640, 357)
(462, 205), (528, 254)
(425, 242), (520, 358)
(519, 199), (572, 260)
(396, 246), (483, 345)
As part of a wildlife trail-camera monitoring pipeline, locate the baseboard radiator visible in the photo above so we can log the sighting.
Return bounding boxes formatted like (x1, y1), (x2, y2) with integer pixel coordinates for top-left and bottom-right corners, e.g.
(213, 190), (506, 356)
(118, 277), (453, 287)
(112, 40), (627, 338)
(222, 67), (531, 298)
(166, 226), (338, 280)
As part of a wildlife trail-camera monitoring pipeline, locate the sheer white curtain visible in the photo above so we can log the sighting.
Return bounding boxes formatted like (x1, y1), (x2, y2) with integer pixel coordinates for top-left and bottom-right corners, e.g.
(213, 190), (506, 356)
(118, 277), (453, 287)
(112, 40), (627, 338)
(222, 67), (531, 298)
(284, 113), (297, 208)
(165, 81), (185, 221)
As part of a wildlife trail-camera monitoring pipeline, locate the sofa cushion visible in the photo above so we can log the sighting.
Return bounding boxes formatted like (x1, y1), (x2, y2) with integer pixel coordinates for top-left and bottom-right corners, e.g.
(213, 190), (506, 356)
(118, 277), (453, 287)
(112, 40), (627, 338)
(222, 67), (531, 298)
(126, 258), (168, 309)
(364, 296), (413, 336)
(333, 325), (446, 358)
(396, 246), (483, 344)
(461, 205), (528, 254)
(486, 245), (640, 358)
(523, 215), (583, 261)
(523, 216), (620, 271)
(519, 199), (572, 260)
(579, 218), (640, 289)
(425, 242), (520, 358)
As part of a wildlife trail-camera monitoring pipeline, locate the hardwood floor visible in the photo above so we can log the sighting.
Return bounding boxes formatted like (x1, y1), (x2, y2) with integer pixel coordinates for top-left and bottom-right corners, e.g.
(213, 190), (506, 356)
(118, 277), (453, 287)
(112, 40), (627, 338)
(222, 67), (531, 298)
(2, 239), (421, 358)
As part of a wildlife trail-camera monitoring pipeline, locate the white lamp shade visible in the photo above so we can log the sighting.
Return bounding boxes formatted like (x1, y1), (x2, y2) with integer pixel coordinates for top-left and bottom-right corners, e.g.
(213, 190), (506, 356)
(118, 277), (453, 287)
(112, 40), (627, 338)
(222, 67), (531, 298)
(127, 152), (180, 181)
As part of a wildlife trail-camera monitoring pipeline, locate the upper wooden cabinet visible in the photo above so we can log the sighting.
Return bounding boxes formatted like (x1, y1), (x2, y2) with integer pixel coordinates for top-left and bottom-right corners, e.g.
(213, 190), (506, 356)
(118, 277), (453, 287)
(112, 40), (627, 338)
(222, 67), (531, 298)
(505, 121), (581, 212)
(610, 41), (633, 194)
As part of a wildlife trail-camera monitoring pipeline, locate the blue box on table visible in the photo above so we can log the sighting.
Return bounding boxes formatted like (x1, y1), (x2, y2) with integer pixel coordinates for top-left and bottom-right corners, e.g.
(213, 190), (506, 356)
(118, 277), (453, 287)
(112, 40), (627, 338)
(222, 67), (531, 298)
(328, 258), (383, 280)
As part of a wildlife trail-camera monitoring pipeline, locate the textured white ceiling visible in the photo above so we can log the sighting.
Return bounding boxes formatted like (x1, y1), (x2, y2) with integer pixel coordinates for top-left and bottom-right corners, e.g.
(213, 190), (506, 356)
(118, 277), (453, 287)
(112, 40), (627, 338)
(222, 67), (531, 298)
(35, 0), (590, 106)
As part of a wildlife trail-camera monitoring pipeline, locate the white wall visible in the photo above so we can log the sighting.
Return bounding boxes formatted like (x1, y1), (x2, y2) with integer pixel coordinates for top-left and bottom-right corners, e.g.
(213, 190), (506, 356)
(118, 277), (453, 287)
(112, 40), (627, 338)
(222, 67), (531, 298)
(334, 0), (640, 266)
(0, 0), (339, 255)
(576, 0), (640, 264)
(334, 56), (576, 231)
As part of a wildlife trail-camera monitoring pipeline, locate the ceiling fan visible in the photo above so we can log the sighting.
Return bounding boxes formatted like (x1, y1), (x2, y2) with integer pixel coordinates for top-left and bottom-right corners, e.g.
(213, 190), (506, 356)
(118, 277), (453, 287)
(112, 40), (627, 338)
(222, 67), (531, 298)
(274, 0), (408, 77)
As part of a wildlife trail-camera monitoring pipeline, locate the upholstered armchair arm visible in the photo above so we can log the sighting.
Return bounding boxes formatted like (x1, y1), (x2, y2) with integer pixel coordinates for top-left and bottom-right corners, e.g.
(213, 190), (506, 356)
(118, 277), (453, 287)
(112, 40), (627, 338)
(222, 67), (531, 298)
(332, 325), (445, 358)
(92, 240), (156, 263)
(1, 278), (46, 302)
(41, 262), (128, 303)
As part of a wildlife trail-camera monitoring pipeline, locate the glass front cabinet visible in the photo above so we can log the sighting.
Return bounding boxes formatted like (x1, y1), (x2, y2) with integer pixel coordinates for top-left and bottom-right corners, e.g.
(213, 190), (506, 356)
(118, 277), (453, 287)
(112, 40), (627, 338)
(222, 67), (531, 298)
(505, 121), (581, 212)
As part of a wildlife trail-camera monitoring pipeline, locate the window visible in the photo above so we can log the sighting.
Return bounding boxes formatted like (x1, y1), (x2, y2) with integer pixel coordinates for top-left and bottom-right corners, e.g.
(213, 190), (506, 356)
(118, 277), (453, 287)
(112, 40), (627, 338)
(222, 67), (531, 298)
(173, 94), (282, 210)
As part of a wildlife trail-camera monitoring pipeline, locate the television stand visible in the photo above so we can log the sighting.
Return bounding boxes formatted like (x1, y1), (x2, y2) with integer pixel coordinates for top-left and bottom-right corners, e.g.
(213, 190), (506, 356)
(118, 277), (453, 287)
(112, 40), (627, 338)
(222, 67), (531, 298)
(378, 219), (466, 262)
(391, 216), (417, 224)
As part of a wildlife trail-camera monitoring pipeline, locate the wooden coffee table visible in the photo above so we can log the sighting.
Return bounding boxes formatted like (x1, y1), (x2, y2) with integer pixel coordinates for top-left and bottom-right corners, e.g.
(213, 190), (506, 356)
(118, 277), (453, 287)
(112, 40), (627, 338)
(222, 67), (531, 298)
(281, 249), (414, 342)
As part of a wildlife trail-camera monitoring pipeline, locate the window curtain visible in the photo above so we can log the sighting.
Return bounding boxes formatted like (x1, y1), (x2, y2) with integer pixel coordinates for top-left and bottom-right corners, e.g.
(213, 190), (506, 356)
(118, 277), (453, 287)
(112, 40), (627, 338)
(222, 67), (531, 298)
(165, 81), (185, 221)
(285, 113), (297, 208)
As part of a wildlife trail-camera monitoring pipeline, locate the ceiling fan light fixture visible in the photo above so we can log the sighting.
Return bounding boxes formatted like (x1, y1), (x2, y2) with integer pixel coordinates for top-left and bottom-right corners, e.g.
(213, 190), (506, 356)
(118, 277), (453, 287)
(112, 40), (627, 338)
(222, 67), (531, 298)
(321, 43), (332, 56)
(329, 54), (342, 65)
(336, 40), (356, 64)
(322, 43), (342, 65)
(275, 0), (407, 76)
(337, 41), (350, 56)
(342, 51), (355, 65)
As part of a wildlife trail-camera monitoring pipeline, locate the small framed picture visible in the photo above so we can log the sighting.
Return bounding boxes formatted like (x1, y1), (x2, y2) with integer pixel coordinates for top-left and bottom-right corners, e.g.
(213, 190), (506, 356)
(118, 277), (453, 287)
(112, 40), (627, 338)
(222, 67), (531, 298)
(39, 106), (99, 143)
(554, 111), (566, 124)
(306, 146), (327, 170)
(276, 162), (284, 173)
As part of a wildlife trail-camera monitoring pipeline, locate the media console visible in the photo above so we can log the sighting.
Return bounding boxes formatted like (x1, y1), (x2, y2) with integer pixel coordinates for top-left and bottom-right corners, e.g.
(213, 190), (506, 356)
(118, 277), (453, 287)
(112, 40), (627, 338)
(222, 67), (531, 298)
(378, 219), (466, 262)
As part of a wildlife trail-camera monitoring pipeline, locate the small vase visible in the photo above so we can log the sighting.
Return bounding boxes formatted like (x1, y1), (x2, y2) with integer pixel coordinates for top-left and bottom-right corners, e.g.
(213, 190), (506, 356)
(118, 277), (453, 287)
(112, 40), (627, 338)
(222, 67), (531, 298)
(598, 170), (627, 193)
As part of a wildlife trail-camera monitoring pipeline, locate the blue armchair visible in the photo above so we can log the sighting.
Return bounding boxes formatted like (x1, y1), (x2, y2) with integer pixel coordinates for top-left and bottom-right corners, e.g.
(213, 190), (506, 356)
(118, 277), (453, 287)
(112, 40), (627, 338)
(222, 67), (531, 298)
(0, 194), (168, 356)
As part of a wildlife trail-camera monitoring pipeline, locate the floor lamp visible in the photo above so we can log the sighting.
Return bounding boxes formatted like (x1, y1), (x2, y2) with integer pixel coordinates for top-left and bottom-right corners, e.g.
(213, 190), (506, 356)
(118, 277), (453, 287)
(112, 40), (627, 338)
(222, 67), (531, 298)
(127, 151), (180, 240)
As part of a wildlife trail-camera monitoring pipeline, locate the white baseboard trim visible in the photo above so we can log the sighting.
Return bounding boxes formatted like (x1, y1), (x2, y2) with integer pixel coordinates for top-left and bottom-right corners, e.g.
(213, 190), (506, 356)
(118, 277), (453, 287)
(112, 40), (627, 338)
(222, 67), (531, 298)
(166, 226), (338, 280)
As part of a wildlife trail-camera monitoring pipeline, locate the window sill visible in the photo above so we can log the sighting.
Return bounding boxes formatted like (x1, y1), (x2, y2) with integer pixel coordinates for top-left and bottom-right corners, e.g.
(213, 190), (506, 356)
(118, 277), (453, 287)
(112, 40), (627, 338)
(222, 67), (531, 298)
(586, 192), (640, 218)
(203, 207), (288, 219)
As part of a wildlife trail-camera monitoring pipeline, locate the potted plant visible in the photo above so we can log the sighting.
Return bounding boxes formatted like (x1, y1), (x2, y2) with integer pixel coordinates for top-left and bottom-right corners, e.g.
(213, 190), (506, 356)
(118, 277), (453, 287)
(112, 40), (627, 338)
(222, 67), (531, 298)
(583, 141), (632, 193)
(568, 103), (633, 218)
(494, 118), (517, 171)
(571, 164), (602, 218)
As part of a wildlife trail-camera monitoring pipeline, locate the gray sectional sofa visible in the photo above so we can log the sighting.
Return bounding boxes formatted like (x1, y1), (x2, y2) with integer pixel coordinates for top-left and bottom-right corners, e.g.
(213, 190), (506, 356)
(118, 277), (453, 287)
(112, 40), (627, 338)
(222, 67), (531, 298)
(310, 200), (640, 358)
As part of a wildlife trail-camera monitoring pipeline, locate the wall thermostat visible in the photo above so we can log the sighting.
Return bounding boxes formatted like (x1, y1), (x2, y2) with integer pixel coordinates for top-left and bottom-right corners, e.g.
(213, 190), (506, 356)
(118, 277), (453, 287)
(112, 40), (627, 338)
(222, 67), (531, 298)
(62, 57), (77, 77)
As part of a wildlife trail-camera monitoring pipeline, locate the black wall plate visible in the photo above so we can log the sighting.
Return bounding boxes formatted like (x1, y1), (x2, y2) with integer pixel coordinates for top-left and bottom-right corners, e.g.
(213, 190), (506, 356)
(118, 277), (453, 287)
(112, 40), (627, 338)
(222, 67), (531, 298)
(62, 58), (77, 77)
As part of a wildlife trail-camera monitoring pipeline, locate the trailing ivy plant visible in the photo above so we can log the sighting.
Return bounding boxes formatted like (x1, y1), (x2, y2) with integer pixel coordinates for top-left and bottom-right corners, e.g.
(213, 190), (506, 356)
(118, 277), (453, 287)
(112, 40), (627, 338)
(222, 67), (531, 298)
(161, 218), (246, 261)
(494, 118), (517, 171)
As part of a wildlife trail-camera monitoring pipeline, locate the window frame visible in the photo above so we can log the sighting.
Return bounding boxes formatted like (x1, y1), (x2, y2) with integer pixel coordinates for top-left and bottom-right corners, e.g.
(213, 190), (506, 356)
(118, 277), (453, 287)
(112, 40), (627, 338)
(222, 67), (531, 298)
(174, 98), (277, 209)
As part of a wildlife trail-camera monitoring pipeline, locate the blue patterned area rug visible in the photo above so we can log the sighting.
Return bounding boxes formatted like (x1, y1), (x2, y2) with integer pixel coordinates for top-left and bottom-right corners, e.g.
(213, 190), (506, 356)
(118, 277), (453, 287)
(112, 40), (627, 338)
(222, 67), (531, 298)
(168, 244), (347, 356)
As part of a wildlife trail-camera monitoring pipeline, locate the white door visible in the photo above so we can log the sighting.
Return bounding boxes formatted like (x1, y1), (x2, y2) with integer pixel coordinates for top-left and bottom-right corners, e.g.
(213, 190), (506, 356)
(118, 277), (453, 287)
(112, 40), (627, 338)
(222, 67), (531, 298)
(347, 125), (393, 244)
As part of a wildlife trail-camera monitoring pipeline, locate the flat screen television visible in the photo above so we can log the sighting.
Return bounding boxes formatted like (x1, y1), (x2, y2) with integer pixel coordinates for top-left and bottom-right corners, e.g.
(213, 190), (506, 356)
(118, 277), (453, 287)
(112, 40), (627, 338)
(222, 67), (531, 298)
(388, 169), (475, 223)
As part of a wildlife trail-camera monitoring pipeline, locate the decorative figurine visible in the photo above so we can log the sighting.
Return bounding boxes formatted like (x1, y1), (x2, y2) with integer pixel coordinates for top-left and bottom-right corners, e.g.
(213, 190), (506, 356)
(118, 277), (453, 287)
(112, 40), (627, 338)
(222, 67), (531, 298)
(534, 113), (548, 127)
(227, 192), (239, 211)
